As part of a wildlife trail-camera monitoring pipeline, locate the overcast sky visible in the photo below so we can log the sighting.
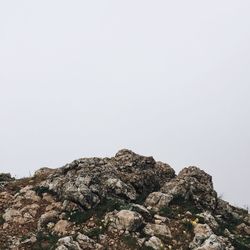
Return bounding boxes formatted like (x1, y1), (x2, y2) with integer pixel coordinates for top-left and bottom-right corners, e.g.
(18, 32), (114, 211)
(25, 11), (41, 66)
(0, 1), (250, 208)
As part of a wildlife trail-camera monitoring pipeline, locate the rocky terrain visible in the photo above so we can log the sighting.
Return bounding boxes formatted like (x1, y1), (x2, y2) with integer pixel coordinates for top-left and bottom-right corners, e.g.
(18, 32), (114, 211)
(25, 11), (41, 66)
(0, 149), (249, 250)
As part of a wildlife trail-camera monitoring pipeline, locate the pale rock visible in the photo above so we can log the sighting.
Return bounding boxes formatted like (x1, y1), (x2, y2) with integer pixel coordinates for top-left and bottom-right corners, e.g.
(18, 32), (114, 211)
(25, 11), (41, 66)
(143, 223), (171, 238)
(53, 220), (71, 235)
(145, 236), (164, 250)
(144, 192), (173, 212)
(197, 211), (219, 230)
(38, 210), (58, 230)
(105, 210), (143, 232)
(56, 236), (81, 250)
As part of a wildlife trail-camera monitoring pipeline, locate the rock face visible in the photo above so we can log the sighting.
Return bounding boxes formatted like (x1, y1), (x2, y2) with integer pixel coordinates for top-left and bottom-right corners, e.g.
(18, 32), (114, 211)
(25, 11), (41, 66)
(0, 149), (249, 250)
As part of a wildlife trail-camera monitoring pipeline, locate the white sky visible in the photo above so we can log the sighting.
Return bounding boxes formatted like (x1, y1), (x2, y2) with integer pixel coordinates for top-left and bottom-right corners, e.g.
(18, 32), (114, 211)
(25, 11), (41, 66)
(0, 1), (250, 208)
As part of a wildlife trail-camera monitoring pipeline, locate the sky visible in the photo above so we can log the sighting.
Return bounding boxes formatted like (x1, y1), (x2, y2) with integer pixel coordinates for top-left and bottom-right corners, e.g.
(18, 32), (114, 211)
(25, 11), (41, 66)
(0, 1), (250, 208)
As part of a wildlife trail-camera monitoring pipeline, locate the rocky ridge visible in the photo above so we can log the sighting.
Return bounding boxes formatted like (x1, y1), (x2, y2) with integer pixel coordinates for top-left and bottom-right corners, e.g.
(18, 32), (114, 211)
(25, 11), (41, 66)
(0, 149), (249, 249)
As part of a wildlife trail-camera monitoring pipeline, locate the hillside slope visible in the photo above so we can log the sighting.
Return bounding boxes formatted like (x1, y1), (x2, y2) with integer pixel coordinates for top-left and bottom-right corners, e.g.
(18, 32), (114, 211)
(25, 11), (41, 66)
(0, 150), (249, 250)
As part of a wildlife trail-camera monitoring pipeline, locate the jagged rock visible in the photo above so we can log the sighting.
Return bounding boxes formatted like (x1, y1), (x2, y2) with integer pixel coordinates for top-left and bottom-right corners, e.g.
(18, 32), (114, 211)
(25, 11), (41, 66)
(56, 236), (81, 250)
(0, 173), (14, 182)
(154, 214), (168, 223)
(38, 210), (58, 230)
(144, 236), (164, 250)
(34, 167), (56, 177)
(236, 223), (250, 235)
(190, 223), (213, 249)
(105, 178), (137, 200)
(193, 234), (234, 250)
(143, 223), (172, 238)
(105, 209), (143, 231)
(76, 233), (103, 249)
(197, 211), (219, 230)
(131, 204), (152, 220)
(244, 214), (250, 225)
(144, 192), (173, 212)
(42, 149), (175, 209)
(161, 166), (217, 210)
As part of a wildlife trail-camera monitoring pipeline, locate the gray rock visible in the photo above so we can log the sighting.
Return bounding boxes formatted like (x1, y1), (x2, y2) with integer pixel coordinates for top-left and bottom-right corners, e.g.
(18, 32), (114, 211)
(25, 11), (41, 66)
(56, 236), (81, 250)
(194, 234), (234, 250)
(105, 210), (143, 232)
(41, 149), (175, 210)
(144, 192), (173, 212)
(197, 211), (219, 230)
(161, 166), (217, 210)
(190, 224), (213, 249)
(76, 233), (97, 249)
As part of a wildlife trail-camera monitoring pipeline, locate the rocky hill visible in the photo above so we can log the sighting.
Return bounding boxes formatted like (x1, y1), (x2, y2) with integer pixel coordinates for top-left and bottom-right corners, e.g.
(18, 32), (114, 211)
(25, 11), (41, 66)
(0, 149), (249, 250)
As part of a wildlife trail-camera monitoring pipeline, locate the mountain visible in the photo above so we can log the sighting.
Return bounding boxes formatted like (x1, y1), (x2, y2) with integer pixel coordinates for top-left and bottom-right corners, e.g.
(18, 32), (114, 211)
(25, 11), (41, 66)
(0, 149), (249, 250)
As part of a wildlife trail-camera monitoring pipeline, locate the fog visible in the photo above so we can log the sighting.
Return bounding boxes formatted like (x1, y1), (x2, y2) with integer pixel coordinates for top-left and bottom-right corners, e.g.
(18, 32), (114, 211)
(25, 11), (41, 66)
(0, 1), (250, 208)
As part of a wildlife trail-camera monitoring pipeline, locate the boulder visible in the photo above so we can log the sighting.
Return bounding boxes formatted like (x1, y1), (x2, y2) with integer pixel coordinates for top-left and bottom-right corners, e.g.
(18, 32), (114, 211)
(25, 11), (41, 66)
(105, 210), (143, 232)
(144, 192), (173, 212)
(53, 220), (72, 235)
(56, 236), (81, 250)
(143, 223), (171, 238)
(144, 236), (164, 250)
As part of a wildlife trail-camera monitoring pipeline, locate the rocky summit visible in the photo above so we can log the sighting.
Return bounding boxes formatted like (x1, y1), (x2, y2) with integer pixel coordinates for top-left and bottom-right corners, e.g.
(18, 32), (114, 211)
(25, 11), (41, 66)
(0, 150), (249, 250)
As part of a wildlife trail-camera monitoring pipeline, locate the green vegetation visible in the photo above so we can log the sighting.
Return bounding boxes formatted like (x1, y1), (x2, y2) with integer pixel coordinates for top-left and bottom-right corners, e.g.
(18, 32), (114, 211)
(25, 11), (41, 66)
(182, 219), (194, 232)
(33, 186), (57, 197)
(216, 214), (245, 235)
(33, 232), (59, 250)
(85, 226), (105, 238)
(159, 206), (173, 218)
(122, 235), (139, 249)
(68, 197), (129, 224)
(231, 236), (250, 250)
(170, 195), (202, 215)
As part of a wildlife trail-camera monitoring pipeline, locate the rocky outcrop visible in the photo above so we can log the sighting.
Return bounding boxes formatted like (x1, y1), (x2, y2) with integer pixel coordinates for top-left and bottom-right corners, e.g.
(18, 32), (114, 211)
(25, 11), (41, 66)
(41, 149), (175, 209)
(0, 149), (249, 250)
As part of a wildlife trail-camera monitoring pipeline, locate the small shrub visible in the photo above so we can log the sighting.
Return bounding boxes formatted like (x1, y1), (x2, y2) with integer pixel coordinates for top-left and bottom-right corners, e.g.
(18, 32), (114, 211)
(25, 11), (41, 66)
(141, 245), (156, 250)
(170, 195), (202, 215)
(216, 214), (245, 235)
(33, 232), (59, 250)
(68, 210), (92, 224)
(159, 206), (173, 218)
(182, 219), (194, 232)
(68, 198), (128, 224)
(33, 186), (57, 197)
